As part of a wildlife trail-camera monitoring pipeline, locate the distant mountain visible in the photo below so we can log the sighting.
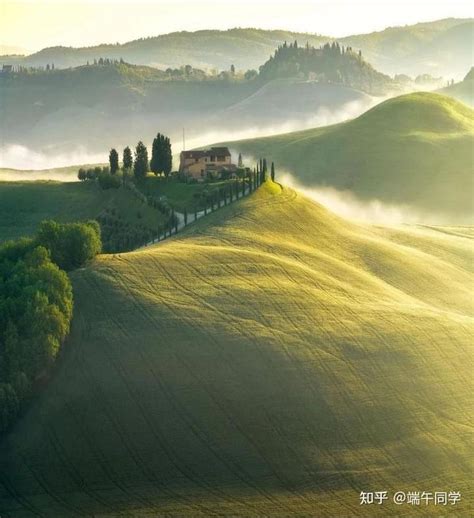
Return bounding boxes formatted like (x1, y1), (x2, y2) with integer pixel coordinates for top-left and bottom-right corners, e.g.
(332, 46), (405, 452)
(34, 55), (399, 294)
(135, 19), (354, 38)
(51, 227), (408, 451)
(341, 18), (474, 78)
(1, 19), (472, 77)
(438, 67), (474, 106)
(0, 61), (376, 155)
(218, 92), (474, 220)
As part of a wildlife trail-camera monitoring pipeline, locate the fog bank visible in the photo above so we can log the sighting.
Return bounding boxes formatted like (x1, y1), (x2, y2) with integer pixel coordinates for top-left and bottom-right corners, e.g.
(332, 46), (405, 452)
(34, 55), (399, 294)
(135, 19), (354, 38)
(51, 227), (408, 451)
(279, 173), (451, 226)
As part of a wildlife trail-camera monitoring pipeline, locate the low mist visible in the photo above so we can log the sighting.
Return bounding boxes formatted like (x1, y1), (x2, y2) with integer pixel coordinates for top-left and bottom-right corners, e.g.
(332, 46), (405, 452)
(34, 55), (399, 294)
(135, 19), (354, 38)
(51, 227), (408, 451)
(278, 173), (448, 226)
(0, 144), (105, 181)
(0, 96), (380, 178)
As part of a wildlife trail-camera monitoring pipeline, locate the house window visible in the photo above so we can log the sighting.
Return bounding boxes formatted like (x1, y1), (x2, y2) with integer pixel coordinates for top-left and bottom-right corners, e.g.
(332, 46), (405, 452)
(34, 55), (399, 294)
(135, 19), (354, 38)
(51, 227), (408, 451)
(195, 158), (198, 163)
(217, 156), (225, 162)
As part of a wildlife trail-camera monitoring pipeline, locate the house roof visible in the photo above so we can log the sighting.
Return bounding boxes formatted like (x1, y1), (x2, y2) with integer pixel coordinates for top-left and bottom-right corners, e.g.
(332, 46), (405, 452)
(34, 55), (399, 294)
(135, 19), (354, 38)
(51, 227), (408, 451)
(209, 147), (231, 157)
(180, 150), (207, 158)
(181, 147), (231, 159)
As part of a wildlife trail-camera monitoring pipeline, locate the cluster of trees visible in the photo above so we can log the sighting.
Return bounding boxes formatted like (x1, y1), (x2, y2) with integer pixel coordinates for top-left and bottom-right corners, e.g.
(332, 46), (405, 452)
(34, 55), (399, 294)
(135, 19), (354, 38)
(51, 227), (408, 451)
(77, 132), (172, 186)
(86, 57), (125, 66)
(111, 135), (172, 180)
(78, 166), (121, 189)
(258, 40), (391, 94)
(0, 221), (101, 433)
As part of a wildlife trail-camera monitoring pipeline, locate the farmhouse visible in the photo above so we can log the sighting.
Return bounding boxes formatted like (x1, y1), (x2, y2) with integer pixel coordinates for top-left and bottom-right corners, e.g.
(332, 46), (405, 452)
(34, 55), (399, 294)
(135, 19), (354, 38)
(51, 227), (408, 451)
(179, 147), (237, 180)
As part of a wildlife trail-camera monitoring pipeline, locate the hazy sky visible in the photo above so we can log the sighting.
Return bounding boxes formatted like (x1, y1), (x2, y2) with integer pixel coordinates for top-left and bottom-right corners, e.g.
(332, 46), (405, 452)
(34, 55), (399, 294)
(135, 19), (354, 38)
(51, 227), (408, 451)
(1, 0), (472, 52)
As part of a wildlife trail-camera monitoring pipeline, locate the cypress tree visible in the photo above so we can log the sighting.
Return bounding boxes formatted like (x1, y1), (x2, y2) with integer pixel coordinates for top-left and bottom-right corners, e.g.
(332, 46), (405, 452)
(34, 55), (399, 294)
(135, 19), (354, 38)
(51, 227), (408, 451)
(109, 148), (119, 175)
(150, 133), (162, 175)
(271, 162), (275, 181)
(164, 136), (172, 178)
(122, 146), (133, 171)
(133, 141), (148, 180)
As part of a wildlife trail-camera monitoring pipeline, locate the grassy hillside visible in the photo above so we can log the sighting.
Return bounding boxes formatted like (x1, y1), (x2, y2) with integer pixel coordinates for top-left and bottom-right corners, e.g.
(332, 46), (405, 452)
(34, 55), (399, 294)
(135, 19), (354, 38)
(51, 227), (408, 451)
(438, 67), (474, 106)
(2, 19), (471, 76)
(0, 182), (472, 516)
(221, 92), (474, 221)
(0, 181), (164, 243)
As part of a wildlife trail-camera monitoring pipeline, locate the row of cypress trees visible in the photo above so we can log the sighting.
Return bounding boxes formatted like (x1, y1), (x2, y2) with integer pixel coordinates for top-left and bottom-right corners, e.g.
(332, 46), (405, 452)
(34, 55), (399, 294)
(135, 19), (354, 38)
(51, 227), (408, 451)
(152, 158), (276, 244)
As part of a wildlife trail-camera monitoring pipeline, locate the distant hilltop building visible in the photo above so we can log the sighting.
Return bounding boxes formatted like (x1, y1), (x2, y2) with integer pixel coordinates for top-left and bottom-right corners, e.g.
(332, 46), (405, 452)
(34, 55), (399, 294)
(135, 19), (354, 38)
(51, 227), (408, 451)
(179, 147), (237, 181)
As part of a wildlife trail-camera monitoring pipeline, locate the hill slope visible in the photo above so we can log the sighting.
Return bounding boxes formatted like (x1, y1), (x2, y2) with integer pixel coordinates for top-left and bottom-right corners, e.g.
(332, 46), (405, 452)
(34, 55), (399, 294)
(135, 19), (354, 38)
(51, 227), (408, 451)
(0, 183), (472, 516)
(438, 67), (474, 106)
(221, 92), (474, 221)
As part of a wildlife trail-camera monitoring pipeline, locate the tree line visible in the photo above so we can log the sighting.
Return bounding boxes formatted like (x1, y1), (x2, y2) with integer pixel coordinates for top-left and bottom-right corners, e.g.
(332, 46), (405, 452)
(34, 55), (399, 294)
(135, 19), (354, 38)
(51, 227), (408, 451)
(0, 221), (101, 433)
(78, 132), (173, 186)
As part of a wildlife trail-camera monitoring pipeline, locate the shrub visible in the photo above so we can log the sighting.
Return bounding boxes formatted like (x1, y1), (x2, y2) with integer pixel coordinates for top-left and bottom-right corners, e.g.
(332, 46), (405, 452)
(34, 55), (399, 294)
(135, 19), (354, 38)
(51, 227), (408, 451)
(36, 220), (102, 271)
(98, 171), (121, 190)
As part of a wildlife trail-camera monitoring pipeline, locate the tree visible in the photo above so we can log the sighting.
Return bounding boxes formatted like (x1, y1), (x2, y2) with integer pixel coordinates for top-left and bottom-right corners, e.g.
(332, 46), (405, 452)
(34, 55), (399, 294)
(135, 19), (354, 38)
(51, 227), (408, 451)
(36, 220), (102, 271)
(98, 171), (120, 189)
(230, 64), (235, 75)
(150, 133), (162, 175)
(109, 148), (119, 175)
(133, 141), (149, 180)
(78, 168), (86, 181)
(162, 135), (172, 178)
(123, 146), (133, 171)
(238, 153), (243, 167)
(271, 162), (275, 181)
(261, 158), (268, 183)
(150, 133), (172, 177)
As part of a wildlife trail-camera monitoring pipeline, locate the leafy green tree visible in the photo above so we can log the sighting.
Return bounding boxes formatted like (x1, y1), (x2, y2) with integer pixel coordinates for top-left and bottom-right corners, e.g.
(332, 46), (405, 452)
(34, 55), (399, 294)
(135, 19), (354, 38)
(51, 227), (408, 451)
(98, 171), (121, 189)
(133, 141), (149, 180)
(36, 220), (102, 271)
(109, 148), (119, 175)
(0, 239), (74, 434)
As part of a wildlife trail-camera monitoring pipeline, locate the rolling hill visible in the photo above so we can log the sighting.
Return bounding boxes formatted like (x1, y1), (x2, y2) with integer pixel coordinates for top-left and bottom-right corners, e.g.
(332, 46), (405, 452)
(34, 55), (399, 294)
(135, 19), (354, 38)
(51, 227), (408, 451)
(1, 18), (472, 77)
(438, 67), (474, 106)
(220, 92), (474, 221)
(0, 182), (472, 516)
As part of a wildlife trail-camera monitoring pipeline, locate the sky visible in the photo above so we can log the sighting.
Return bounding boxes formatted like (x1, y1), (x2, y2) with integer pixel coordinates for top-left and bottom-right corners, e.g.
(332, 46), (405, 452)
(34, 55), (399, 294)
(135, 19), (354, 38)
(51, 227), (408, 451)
(1, 0), (472, 53)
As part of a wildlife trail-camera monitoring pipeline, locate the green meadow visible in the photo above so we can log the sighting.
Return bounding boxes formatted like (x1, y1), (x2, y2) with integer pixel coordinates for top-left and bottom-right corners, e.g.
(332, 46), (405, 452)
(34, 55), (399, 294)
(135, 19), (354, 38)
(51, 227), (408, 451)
(0, 182), (471, 516)
(0, 181), (163, 242)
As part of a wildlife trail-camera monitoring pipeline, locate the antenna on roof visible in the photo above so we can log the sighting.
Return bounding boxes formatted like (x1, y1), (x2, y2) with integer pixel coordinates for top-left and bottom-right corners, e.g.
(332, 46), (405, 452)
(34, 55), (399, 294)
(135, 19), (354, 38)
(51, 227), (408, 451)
(182, 127), (186, 152)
